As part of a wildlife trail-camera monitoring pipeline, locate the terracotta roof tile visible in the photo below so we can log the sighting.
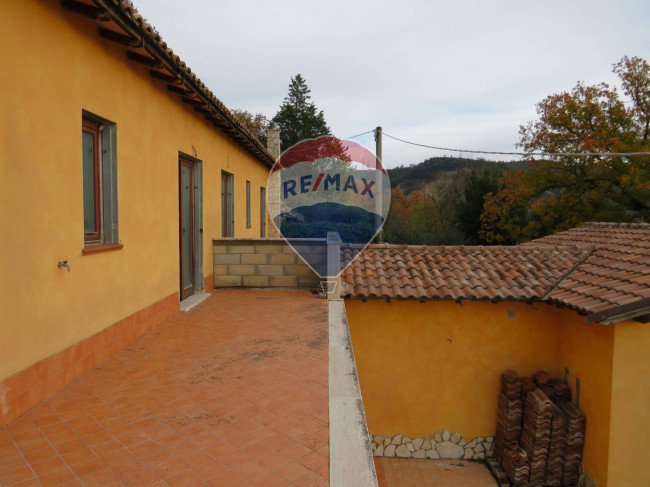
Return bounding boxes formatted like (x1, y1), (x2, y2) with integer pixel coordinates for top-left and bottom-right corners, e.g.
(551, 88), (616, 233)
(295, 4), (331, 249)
(524, 223), (650, 315)
(341, 245), (591, 302)
(341, 223), (650, 321)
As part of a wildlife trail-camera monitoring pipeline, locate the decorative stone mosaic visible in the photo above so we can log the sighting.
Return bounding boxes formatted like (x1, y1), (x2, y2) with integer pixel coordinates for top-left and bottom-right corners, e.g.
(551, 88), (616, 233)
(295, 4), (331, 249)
(370, 431), (494, 461)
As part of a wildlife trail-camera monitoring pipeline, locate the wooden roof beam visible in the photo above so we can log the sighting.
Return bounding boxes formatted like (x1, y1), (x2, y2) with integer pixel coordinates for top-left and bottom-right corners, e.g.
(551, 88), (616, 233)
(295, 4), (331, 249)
(182, 96), (205, 107)
(126, 50), (162, 68)
(149, 70), (181, 84)
(97, 26), (139, 46)
(193, 107), (214, 118)
(60, 0), (110, 20)
(167, 84), (190, 96)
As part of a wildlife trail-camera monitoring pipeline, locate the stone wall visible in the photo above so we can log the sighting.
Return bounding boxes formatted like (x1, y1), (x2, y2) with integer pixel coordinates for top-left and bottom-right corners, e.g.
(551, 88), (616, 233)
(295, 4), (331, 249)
(213, 238), (321, 289)
(370, 431), (494, 461)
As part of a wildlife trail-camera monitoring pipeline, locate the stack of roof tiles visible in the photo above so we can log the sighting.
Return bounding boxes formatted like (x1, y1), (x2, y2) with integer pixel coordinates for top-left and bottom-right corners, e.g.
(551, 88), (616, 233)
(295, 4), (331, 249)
(520, 388), (553, 484)
(495, 370), (585, 487)
(545, 404), (567, 486)
(502, 447), (531, 486)
(553, 382), (572, 403)
(559, 402), (587, 486)
(521, 377), (537, 410)
(533, 370), (556, 401)
(495, 370), (523, 463)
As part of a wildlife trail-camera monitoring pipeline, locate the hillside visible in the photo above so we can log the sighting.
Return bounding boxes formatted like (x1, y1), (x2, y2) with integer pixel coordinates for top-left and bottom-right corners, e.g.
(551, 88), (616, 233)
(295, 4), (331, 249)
(388, 156), (527, 194)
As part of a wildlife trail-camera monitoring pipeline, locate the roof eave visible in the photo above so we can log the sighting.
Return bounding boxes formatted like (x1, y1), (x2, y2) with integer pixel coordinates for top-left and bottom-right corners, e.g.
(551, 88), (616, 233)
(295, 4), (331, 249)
(342, 295), (542, 304)
(586, 298), (650, 325)
(68, 0), (275, 168)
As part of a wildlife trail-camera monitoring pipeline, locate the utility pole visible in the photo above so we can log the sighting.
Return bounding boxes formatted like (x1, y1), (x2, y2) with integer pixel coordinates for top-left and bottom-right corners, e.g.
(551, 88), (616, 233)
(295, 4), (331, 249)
(374, 126), (382, 163)
(374, 126), (383, 242)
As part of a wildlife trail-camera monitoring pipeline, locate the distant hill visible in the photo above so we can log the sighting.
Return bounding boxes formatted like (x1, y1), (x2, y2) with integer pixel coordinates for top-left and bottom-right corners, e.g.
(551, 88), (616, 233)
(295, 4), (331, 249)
(387, 156), (528, 194)
(275, 202), (381, 243)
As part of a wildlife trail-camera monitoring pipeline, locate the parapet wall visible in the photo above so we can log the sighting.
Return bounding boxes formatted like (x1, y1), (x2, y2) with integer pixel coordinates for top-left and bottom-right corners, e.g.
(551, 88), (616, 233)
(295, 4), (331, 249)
(213, 238), (321, 289)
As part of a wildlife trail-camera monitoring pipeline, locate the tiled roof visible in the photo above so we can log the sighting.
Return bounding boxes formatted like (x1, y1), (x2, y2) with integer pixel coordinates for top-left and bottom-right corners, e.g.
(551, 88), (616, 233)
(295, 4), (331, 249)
(523, 223), (650, 316)
(60, 0), (274, 167)
(341, 244), (591, 302)
(341, 223), (650, 323)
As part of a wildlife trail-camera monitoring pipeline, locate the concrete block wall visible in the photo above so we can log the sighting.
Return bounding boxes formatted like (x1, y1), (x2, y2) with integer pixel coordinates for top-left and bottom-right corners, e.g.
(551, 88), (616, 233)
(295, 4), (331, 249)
(213, 238), (321, 289)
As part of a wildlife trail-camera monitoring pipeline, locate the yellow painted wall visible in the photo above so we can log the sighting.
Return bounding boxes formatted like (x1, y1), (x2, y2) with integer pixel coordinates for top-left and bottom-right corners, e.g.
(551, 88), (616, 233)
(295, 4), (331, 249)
(554, 310), (614, 486)
(346, 299), (618, 487)
(608, 319), (650, 487)
(0, 0), (270, 381)
(345, 300), (560, 440)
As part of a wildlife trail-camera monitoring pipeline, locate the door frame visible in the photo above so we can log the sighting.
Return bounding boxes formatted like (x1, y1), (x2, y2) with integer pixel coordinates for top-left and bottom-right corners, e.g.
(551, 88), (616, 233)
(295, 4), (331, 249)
(179, 153), (203, 300)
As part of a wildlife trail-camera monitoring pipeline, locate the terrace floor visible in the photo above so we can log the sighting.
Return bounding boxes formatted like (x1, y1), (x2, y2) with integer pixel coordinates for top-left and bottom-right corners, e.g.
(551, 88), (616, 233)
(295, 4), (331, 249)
(375, 457), (498, 487)
(0, 290), (329, 486)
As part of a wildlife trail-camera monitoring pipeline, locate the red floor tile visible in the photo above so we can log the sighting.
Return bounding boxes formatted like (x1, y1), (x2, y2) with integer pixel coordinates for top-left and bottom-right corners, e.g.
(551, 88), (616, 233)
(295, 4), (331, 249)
(1, 290), (328, 486)
(0, 466), (36, 486)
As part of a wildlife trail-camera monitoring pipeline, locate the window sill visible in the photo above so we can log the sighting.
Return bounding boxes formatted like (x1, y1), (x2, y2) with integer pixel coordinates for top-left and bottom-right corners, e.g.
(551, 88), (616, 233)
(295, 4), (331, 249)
(82, 243), (124, 255)
(246, 225), (252, 229)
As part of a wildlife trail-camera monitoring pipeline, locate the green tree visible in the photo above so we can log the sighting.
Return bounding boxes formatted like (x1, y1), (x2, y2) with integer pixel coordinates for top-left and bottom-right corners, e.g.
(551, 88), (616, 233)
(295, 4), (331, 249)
(454, 169), (499, 244)
(272, 74), (331, 150)
(480, 56), (650, 243)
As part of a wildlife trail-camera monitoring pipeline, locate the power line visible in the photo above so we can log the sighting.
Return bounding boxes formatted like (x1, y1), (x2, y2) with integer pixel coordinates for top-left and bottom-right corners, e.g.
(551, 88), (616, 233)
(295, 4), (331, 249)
(381, 132), (650, 158)
(346, 129), (375, 140)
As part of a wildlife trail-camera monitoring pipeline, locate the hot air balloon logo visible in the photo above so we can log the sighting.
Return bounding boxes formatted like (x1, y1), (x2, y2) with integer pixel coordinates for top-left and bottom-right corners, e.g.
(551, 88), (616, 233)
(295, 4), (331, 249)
(268, 136), (391, 278)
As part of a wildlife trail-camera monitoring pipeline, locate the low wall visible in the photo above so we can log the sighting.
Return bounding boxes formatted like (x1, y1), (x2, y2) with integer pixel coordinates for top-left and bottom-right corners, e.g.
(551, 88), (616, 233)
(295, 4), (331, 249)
(213, 238), (320, 289)
(329, 300), (378, 486)
(345, 299), (560, 441)
(346, 299), (617, 487)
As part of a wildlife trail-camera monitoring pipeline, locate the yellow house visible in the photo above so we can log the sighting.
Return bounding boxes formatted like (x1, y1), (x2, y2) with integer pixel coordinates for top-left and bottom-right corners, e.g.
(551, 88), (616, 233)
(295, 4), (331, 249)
(0, 0), (274, 427)
(342, 223), (650, 487)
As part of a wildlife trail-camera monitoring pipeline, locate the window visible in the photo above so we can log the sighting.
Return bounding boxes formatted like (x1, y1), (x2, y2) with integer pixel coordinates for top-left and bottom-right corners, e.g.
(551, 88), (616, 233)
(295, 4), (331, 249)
(260, 187), (266, 237)
(246, 180), (251, 227)
(82, 111), (118, 249)
(221, 171), (234, 237)
(82, 119), (101, 241)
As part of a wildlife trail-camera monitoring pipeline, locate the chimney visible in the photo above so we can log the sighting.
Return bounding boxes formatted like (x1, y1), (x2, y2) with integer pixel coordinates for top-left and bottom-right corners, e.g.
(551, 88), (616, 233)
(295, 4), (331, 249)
(265, 122), (281, 238)
(266, 122), (281, 162)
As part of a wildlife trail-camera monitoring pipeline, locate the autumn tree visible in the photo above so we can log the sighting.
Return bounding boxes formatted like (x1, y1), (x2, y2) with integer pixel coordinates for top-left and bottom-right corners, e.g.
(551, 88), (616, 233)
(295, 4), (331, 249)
(382, 189), (432, 244)
(272, 74), (331, 150)
(231, 109), (268, 145)
(480, 56), (650, 243)
(383, 185), (465, 245)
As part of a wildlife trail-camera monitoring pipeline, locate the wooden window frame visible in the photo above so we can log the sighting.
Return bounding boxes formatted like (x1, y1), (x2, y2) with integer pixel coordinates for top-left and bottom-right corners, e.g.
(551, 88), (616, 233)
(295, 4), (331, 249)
(82, 118), (102, 242)
(81, 110), (119, 252)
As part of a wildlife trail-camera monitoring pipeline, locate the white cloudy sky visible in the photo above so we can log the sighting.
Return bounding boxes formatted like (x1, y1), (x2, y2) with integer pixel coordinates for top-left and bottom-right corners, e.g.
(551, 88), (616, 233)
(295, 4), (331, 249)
(133, 0), (649, 168)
